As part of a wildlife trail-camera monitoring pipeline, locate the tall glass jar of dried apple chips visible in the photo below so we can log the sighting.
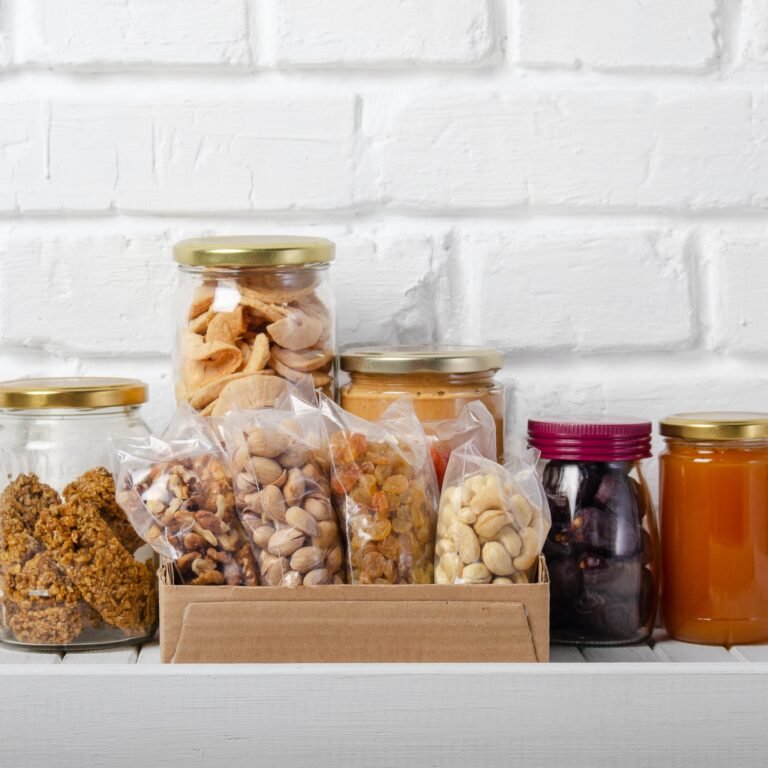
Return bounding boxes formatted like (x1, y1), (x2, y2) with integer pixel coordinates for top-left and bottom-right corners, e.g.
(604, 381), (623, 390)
(173, 236), (336, 416)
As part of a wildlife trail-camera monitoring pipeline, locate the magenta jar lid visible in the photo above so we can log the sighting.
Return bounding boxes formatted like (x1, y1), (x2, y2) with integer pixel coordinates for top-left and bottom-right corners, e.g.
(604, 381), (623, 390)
(527, 417), (652, 461)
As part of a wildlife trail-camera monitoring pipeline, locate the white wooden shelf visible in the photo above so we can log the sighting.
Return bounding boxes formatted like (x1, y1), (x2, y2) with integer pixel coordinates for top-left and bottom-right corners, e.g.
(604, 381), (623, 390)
(1, 631), (767, 767)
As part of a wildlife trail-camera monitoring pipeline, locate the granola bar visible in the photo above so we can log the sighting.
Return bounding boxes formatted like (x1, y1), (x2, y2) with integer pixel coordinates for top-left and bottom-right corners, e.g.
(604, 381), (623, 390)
(0, 473), (61, 532)
(0, 475), (93, 644)
(4, 599), (83, 646)
(35, 495), (157, 634)
(64, 467), (144, 554)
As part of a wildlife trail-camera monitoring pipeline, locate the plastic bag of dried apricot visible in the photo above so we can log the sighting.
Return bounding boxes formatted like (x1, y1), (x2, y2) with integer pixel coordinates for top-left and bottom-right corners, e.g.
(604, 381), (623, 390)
(321, 396), (439, 585)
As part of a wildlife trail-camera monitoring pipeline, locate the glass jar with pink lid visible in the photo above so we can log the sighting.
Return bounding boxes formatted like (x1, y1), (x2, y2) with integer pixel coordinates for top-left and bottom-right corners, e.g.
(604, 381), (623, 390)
(528, 417), (659, 646)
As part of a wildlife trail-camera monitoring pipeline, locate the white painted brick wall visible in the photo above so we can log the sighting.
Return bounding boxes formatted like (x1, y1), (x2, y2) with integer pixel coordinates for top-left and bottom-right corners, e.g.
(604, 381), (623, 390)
(517, 0), (718, 70)
(0, 0), (765, 495)
(274, 0), (494, 66)
(16, 0), (251, 67)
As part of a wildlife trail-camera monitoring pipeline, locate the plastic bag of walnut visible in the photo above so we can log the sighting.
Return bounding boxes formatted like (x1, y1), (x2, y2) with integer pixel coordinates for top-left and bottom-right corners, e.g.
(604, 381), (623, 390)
(110, 406), (258, 586)
(435, 444), (551, 585)
(321, 396), (440, 585)
(220, 388), (345, 587)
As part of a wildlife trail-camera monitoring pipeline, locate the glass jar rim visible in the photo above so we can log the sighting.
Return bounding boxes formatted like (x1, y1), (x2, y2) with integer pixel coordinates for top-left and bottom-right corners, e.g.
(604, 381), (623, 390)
(340, 345), (503, 374)
(660, 412), (768, 441)
(0, 378), (148, 410)
(173, 236), (335, 267)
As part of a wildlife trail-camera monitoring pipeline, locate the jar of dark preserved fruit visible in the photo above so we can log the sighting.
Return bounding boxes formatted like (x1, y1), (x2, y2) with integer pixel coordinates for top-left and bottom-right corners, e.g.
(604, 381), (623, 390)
(528, 418), (659, 645)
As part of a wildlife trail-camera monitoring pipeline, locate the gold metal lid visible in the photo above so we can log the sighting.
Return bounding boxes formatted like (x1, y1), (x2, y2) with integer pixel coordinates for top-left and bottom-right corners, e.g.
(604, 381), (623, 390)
(660, 412), (768, 441)
(0, 378), (148, 410)
(340, 346), (503, 375)
(173, 236), (335, 267)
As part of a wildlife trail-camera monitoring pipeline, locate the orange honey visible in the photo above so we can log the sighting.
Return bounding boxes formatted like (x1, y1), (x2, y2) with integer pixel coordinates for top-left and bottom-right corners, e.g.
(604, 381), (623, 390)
(660, 413), (768, 646)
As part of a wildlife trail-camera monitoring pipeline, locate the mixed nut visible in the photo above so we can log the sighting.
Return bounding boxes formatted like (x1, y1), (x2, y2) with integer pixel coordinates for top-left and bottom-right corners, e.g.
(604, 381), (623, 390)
(116, 453), (257, 587)
(228, 416), (345, 587)
(435, 470), (546, 585)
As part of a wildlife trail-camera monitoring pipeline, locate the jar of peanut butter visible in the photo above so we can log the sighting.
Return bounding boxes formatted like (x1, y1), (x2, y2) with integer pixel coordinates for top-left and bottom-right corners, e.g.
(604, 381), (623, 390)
(339, 346), (505, 461)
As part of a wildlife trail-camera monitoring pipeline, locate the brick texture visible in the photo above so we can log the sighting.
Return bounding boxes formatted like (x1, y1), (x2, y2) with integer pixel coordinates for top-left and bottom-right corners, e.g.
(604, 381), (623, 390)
(0, 0), (764, 455)
(517, 0), (718, 70)
(17, 0), (250, 67)
(274, 0), (493, 66)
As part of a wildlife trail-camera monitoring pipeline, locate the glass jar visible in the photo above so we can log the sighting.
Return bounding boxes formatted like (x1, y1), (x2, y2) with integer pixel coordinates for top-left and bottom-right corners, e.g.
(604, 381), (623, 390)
(0, 378), (158, 650)
(660, 412), (768, 646)
(528, 418), (659, 646)
(339, 346), (505, 462)
(173, 236), (336, 416)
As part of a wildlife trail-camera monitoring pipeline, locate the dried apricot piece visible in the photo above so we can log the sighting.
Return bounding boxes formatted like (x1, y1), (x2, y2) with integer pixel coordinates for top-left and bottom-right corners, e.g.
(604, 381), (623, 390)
(378, 535), (400, 561)
(362, 551), (386, 579)
(349, 433), (368, 459)
(368, 519), (392, 542)
(392, 517), (411, 534)
(371, 491), (389, 519)
(382, 474), (409, 495)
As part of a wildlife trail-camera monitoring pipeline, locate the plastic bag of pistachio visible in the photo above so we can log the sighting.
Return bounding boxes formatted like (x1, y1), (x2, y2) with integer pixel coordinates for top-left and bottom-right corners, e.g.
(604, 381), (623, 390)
(220, 389), (345, 588)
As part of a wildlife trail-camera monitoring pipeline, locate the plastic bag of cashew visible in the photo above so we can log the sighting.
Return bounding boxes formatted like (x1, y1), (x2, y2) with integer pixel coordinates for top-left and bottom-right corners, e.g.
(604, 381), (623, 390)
(220, 392), (346, 587)
(110, 406), (258, 587)
(435, 444), (551, 585)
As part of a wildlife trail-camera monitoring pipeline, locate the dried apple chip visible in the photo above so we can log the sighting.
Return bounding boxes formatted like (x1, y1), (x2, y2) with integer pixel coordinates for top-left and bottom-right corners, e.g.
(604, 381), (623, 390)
(188, 286), (215, 320)
(206, 306), (246, 345)
(271, 346), (332, 373)
(266, 309), (324, 351)
(211, 374), (288, 417)
(182, 342), (243, 391)
(188, 370), (272, 411)
(243, 332), (271, 373)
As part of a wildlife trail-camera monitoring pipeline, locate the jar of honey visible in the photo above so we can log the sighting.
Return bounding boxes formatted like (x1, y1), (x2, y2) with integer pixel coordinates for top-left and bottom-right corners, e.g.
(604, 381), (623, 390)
(660, 413), (768, 645)
(339, 346), (504, 462)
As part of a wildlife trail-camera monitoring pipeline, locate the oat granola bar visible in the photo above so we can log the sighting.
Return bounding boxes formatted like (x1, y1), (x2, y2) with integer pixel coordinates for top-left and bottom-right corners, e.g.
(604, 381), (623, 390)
(64, 467), (144, 554)
(35, 495), (157, 634)
(4, 598), (83, 646)
(0, 476), (96, 643)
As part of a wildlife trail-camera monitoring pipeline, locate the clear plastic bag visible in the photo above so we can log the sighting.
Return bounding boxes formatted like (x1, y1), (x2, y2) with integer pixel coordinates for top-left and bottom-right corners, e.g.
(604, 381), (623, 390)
(110, 405), (258, 586)
(423, 401), (497, 490)
(321, 396), (439, 585)
(220, 393), (345, 587)
(435, 444), (551, 585)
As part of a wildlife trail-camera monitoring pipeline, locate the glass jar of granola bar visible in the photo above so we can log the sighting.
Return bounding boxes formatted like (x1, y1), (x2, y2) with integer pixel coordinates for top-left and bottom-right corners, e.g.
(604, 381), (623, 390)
(173, 236), (336, 416)
(0, 378), (158, 650)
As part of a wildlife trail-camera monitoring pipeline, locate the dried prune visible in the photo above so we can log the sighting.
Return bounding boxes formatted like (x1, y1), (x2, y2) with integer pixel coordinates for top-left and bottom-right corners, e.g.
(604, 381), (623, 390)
(543, 530), (574, 561)
(579, 553), (643, 597)
(574, 589), (641, 640)
(548, 557), (582, 629)
(594, 471), (639, 523)
(570, 506), (641, 558)
(545, 491), (573, 529)
(541, 457), (657, 644)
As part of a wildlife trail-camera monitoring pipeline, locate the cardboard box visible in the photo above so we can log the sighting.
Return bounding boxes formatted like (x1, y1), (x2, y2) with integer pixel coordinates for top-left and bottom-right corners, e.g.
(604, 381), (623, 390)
(159, 556), (549, 663)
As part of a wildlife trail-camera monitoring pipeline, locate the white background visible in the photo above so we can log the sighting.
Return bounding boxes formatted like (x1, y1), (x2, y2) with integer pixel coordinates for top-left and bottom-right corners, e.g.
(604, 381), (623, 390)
(0, 0), (766, 479)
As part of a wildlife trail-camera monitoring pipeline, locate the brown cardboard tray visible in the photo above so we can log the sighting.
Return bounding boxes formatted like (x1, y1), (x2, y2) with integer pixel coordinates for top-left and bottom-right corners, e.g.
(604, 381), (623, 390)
(159, 556), (549, 663)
